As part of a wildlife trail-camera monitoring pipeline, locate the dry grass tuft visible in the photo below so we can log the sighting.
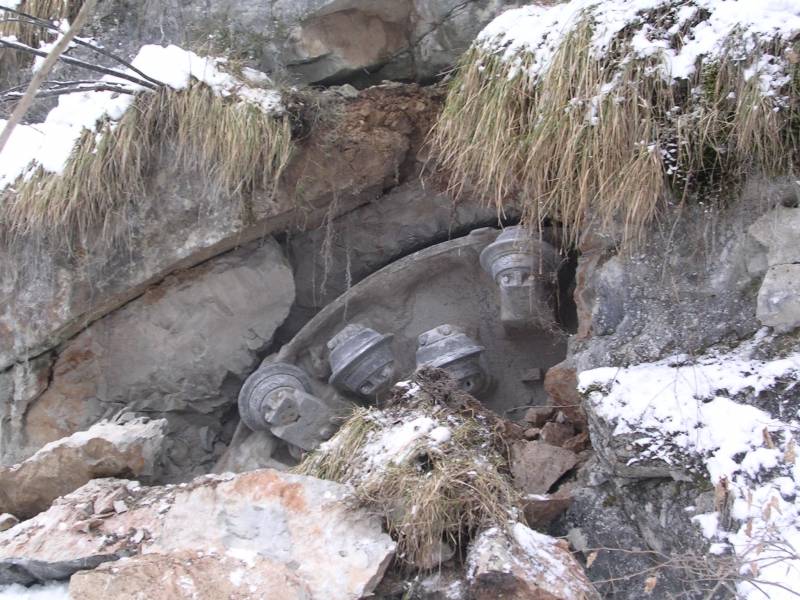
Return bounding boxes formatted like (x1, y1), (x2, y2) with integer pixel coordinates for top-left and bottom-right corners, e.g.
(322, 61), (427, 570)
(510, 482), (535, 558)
(296, 368), (522, 570)
(0, 83), (293, 246)
(0, 0), (83, 75)
(0, 0), (83, 46)
(429, 15), (800, 247)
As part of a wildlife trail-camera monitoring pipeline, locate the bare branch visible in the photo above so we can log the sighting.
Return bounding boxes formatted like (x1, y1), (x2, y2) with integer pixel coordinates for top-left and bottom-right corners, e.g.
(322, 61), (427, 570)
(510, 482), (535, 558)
(0, 0), (101, 153)
(0, 38), (159, 90)
(1, 83), (137, 102)
(0, 6), (166, 88)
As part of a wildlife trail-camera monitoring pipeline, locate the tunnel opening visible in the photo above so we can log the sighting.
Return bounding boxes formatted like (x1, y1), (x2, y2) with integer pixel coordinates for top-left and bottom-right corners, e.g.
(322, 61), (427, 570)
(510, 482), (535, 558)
(223, 201), (582, 473)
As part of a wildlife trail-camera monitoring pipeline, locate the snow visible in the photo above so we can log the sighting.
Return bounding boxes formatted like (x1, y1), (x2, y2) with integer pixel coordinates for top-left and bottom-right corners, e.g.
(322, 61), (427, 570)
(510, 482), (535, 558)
(578, 331), (800, 599)
(0, 44), (283, 191)
(428, 426), (452, 445)
(361, 416), (437, 470)
(478, 0), (800, 85)
(0, 1), (21, 8)
(0, 583), (69, 600)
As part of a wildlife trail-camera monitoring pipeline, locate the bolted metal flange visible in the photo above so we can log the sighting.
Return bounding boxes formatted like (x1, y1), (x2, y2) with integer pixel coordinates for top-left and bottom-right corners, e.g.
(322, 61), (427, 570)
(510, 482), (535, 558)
(479, 226), (558, 329)
(415, 324), (490, 397)
(238, 362), (348, 451)
(327, 324), (396, 397)
(238, 362), (312, 432)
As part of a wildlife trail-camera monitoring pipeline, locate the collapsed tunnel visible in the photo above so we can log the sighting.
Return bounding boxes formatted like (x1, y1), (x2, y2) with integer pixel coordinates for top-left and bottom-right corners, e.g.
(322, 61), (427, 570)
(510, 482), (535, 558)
(224, 221), (578, 468)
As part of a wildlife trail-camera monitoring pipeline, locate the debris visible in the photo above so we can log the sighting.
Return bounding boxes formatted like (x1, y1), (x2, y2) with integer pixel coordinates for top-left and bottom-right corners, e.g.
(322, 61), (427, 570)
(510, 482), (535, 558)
(511, 442), (578, 495)
(467, 524), (600, 600)
(0, 470), (394, 598)
(0, 419), (166, 519)
(296, 368), (522, 568)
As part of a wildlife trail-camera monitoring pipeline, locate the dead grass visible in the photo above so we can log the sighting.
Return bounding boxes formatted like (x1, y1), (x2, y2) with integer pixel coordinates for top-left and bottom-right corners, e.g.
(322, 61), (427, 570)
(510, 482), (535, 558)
(0, 0), (83, 46)
(295, 369), (522, 570)
(429, 16), (800, 247)
(0, 0), (83, 76)
(0, 83), (293, 246)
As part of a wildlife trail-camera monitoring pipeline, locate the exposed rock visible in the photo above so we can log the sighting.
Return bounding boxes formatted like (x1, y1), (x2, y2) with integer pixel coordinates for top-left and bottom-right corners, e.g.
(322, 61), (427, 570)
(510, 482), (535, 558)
(747, 205), (800, 267)
(539, 422), (575, 446)
(69, 551), (318, 600)
(523, 488), (574, 529)
(2, 240), (293, 469)
(0, 84), (439, 374)
(0, 515), (17, 532)
(563, 482), (690, 600)
(543, 362), (586, 428)
(467, 523), (600, 600)
(0, 419), (166, 520)
(562, 431), (591, 453)
(0, 469), (395, 597)
(756, 264), (800, 332)
(78, 0), (517, 87)
(212, 430), (290, 474)
(510, 442), (578, 495)
(522, 406), (554, 428)
(570, 189), (789, 372)
(746, 205), (800, 332)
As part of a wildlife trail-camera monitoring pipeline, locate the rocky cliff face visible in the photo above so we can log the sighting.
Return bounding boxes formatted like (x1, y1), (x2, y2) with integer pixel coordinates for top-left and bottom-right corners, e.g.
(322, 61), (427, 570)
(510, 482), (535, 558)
(1, 1), (799, 599)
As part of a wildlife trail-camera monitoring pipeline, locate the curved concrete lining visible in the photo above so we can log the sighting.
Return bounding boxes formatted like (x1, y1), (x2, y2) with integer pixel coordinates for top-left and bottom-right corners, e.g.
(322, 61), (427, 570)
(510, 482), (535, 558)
(275, 227), (568, 417)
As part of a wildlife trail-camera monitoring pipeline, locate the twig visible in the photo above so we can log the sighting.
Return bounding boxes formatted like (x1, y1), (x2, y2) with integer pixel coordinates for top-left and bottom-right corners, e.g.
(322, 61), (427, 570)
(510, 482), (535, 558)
(1, 83), (137, 101)
(0, 38), (158, 90)
(0, 0), (100, 154)
(0, 6), (165, 87)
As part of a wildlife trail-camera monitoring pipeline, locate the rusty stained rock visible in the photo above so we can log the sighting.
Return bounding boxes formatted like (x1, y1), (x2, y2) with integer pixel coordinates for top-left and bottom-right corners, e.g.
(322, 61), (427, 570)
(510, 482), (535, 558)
(0, 418), (166, 520)
(0, 470), (395, 599)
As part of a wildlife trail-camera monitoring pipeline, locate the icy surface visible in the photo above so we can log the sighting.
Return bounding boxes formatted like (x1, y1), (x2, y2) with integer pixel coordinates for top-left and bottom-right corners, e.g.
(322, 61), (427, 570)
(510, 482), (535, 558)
(479, 0), (800, 82)
(0, 44), (282, 190)
(579, 331), (800, 599)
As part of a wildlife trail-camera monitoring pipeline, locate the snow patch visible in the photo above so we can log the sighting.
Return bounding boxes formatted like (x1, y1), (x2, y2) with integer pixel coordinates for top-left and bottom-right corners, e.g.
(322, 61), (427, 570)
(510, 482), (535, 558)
(0, 583), (70, 600)
(479, 0), (800, 87)
(0, 44), (283, 191)
(579, 332), (800, 599)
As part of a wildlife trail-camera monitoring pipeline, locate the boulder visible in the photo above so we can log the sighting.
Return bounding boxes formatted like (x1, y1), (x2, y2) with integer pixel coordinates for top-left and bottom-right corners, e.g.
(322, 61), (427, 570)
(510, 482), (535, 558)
(0, 515), (17, 532)
(0, 469), (395, 598)
(69, 551), (315, 600)
(467, 524), (600, 600)
(747, 205), (800, 267)
(2, 240), (294, 468)
(0, 419), (166, 519)
(510, 442), (578, 495)
(543, 362), (587, 428)
(523, 488), (574, 529)
(212, 430), (289, 474)
(522, 406), (554, 428)
(756, 264), (800, 332)
(539, 422), (575, 446)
